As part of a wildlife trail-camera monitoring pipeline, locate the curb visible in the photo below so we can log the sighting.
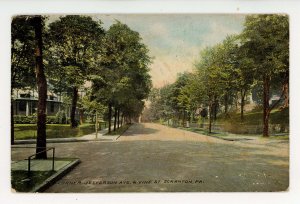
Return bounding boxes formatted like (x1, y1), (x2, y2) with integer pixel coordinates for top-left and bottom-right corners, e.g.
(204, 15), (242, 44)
(207, 135), (254, 141)
(14, 139), (89, 145)
(114, 124), (132, 140)
(31, 158), (81, 193)
(173, 126), (255, 142)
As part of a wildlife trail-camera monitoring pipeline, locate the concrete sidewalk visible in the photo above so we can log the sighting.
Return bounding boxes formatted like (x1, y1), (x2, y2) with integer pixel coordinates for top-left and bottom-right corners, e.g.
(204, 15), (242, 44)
(14, 127), (120, 145)
(12, 159), (71, 171)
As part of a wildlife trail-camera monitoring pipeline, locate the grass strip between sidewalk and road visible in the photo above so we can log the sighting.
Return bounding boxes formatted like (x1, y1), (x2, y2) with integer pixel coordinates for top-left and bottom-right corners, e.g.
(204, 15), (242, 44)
(175, 126), (289, 141)
(105, 124), (131, 136)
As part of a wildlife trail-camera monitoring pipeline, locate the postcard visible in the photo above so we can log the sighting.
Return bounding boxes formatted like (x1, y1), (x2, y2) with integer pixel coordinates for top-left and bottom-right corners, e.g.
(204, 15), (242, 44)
(10, 13), (289, 193)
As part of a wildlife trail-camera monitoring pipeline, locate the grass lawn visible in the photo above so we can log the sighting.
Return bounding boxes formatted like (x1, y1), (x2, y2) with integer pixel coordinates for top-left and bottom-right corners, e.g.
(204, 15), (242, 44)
(268, 135), (289, 140)
(177, 126), (252, 137)
(11, 170), (55, 192)
(173, 108), (289, 139)
(14, 123), (96, 140)
(218, 108), (289, 126)
(11, 158), (78, 192)
(213, 108), (289, 135)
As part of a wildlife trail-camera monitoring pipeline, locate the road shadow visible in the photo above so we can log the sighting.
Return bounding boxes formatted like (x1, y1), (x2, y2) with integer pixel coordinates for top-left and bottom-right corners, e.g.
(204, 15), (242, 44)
(121, 123), (159, 136)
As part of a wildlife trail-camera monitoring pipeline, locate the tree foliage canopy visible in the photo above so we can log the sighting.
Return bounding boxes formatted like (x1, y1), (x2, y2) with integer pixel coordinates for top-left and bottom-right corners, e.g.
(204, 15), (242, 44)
(144, 14), (289, 136)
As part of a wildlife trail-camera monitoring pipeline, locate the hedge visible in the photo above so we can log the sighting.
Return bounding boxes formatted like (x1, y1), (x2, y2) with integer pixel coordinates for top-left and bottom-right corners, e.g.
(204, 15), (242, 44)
(13, 115), (75, 124)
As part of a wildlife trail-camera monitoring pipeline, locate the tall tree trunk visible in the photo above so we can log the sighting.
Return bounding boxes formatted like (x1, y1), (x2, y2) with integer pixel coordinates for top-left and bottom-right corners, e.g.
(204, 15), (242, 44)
(208, 103), (213, 134)
(192, 110), (195, 122)
(281, 81), (289, 109)
(33, 16), (47, 159)
(70, 87), (78, 128)
(121, 114), (123, 126)
(117, 109), (120, 128)
(108, 103), (112, 133)
(263, 76), (270, 137)
(113, 107), (117, 131)
(65, 107), (68, 124)
(235, 93), (238, 109)
(213, 98), (218, 121)
(79, 109), (84, 125)
(240, 90), (246, 122)
(11, 99), (14, 145)
(95, 112), (98, 139)
(224, 93), (228, 115)
(182, 110), (185, 127)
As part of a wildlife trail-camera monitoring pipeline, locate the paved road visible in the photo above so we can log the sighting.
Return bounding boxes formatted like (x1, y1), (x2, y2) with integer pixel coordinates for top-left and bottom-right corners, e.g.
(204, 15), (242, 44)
(12, 123), (289, 192)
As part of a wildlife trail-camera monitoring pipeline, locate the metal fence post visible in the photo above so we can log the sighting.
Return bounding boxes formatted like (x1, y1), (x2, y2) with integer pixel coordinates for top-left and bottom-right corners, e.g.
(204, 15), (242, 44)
(28, 157), (31, 176)
(52, 148), (55, 171)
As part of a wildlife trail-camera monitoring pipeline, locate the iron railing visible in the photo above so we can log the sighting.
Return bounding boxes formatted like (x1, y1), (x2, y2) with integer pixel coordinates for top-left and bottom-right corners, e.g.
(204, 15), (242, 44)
(27, 147), (55, 175)
(11, 146), (55, 176)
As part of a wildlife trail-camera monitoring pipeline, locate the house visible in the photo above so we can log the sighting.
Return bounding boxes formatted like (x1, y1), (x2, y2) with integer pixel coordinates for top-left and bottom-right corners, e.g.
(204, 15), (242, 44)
(12, 88), (63, 116)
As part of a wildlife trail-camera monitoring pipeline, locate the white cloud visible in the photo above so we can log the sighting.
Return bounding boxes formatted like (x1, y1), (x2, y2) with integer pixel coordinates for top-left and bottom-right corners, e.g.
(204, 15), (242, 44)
(201, 20), (242, 47)
(147, 34), (202, 88)
(148, 22), (170, 37)
(149, 52), (197, 88)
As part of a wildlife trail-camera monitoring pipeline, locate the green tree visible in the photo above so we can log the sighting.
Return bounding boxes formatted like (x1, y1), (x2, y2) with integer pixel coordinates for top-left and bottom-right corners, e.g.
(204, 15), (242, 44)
(194, 46), (224, 133)
(241, 14), (289, 137)
(214, 35), (255, 120)
(11, 16), (48, 157)
(92, 21), (151, 132)
(215, 36), (239, 116)
(159, 85), (175, 122)
(174, 72), (194, 126)
(11, 16), (36, 145)
(47, 15), (105, 128)
(147, 73), (195, 127)
(235, 43), (255, 121)
(143, 88), (161, 122)
(144, 86), (174, 123)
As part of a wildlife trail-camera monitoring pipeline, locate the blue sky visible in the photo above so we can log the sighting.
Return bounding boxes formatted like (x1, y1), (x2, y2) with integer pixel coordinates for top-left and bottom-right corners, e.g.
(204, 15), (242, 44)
(50, 14), (246, 87)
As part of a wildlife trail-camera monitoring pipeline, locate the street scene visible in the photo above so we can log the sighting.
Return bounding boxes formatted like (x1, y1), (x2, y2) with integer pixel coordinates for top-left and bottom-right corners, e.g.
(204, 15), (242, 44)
(11, 14), (289, 192)
(12, 123), (288, 192)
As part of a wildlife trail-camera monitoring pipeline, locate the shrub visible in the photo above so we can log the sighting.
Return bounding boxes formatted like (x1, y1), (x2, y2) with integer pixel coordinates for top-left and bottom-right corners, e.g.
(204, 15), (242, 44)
(55, 110), (67, 124)
(46, 116), (57, 124)
(14, 115), (36, 124)
(14, 114), (72, 124)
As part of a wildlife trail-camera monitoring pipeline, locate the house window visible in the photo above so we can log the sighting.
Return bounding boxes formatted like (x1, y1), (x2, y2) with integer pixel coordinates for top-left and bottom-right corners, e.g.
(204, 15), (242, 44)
(19, 101), (26, 111)
(50, 103), (55, 112)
